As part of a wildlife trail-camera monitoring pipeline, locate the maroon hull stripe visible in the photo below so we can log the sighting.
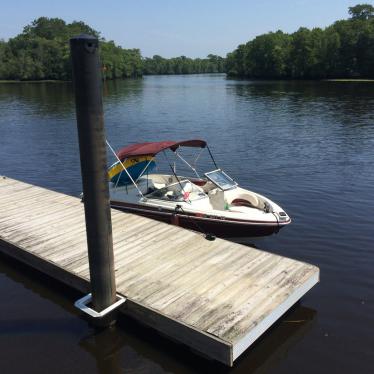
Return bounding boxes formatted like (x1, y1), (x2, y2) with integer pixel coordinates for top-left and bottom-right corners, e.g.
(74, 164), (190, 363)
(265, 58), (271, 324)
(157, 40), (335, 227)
(110, 200), (289, 238)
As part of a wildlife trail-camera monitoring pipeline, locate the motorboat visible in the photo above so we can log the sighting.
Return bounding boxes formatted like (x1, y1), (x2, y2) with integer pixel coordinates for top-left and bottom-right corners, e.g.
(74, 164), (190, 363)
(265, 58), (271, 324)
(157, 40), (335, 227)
(107, 140), (291, 238)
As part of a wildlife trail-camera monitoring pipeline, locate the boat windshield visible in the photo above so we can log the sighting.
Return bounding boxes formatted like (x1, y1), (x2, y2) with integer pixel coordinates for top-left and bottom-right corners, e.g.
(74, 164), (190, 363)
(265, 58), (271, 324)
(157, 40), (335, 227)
(205, 169), (237, 191)
(146, 180), (206, 202)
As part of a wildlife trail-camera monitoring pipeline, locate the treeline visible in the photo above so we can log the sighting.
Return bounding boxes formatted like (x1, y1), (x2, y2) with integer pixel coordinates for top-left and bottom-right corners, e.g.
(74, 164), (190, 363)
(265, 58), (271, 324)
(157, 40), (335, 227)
(0, 17), (225, 81)
(3, 5), (373, 81)
(143, 54), (225, 74)
(226, 4), (374, 79)
(0, 18), (143, 80)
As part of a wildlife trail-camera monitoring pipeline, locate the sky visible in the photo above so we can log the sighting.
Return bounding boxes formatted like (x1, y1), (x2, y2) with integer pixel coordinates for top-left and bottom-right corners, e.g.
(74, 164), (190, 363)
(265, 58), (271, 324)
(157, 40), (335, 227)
(1, 0), (358, 58)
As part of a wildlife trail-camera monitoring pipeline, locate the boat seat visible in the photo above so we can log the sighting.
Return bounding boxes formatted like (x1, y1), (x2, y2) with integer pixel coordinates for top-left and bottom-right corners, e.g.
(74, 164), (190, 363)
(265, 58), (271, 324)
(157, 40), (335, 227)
(228, 192), (262, 209)
(153, 182), (166, 189)
(190, 178), (207, 187)
(148, 174), (178, 188)
(208, 188), (225, 210)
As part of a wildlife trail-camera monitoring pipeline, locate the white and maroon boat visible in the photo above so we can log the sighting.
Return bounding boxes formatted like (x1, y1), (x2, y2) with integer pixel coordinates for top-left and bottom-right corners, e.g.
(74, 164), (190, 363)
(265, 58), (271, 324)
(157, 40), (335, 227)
(107, 140), (291, 237)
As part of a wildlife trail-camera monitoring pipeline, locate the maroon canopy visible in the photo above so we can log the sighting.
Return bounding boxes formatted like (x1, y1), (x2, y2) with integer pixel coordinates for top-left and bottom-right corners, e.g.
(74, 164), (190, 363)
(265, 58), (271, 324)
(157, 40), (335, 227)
(117, 140), (206, 160)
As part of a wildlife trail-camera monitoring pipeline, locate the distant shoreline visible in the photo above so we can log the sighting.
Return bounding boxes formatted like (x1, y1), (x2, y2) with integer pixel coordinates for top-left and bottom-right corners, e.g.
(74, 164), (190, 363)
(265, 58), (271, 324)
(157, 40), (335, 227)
(0, 80), (69, 84)
(322, 79), (374, 82)
(1, 77), (374, 84)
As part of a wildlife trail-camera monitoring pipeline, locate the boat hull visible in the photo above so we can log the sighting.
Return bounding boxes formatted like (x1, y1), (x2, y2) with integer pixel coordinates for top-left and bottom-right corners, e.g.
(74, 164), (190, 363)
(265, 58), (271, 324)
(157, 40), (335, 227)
(110, 200), (287, 238)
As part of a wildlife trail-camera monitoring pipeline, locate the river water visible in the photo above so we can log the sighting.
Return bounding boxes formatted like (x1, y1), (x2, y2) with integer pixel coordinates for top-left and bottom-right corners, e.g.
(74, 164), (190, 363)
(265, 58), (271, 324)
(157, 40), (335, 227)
(0, 75), (373, 373)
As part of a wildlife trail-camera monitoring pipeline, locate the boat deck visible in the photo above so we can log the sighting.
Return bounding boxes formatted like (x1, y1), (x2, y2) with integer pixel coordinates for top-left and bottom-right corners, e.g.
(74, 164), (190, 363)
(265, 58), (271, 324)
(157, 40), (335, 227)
(0, 176), (319, 366)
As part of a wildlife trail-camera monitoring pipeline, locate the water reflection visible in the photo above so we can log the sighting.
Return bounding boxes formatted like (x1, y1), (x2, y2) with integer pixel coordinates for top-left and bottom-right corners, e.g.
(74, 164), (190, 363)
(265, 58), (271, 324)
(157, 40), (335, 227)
(80, 306), (317, 374)
(231, 306), (316, 374)
(103, 78), (144, 99)
(1, 75), (373, 372)
(0, 82), (74, 116)
(229, 80), (374, 124)
(0, 252), (316, 373)
(0, 79), (146, 116)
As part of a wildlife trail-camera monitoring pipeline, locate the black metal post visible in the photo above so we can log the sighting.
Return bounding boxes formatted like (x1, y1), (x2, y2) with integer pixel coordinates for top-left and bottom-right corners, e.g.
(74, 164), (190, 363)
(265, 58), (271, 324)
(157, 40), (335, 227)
(70, 34), (116, 313)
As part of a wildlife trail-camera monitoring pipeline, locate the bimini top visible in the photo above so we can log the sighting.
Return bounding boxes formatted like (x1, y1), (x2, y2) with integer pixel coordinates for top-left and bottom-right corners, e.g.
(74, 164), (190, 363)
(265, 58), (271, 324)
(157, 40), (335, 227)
(117, 140), (206, 160)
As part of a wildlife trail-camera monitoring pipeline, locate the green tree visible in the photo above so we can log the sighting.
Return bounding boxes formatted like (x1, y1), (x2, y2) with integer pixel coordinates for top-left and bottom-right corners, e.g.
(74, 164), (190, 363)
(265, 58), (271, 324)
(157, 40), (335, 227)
(354, 18), (374, 76)
(348, 4), (374, 19)
(245, 31), (291, 78)
(0, 17), (142, 80)
(225, 44), (246, 76)
(226, 4), (374, 79)
(142, 54), (225, 75)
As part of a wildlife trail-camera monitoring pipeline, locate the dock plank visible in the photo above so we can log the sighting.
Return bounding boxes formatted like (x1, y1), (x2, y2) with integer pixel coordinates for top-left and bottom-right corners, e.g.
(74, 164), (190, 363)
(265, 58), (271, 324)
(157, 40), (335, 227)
(0, 176), (319, 366)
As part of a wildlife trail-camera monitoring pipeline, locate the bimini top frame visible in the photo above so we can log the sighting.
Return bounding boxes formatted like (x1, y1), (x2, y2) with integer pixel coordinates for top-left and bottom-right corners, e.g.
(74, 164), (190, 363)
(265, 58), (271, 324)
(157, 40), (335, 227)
(117, 140), (207, 160)
(107, 139), (220, 201)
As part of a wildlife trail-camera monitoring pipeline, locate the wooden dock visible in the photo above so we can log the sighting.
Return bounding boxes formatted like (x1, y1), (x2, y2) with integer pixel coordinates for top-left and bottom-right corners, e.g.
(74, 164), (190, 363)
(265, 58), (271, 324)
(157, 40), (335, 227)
(0, 176), (319, 366)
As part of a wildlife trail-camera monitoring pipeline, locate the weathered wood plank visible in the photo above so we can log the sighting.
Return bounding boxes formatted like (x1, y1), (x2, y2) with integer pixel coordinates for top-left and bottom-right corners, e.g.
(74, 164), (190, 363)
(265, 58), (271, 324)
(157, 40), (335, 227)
(0, 177), (319, 366)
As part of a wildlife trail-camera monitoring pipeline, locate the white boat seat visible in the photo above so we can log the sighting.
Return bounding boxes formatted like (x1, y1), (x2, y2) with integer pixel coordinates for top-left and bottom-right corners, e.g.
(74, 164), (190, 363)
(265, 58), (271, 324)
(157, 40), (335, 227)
(147, 174), (177, 189)
(153, 182), (166, 189)
(229, 193), (258, 207)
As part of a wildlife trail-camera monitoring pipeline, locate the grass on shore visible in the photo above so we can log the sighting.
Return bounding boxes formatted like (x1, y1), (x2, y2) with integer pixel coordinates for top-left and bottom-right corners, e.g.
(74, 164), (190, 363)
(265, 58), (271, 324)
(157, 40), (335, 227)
(323, 78), (374, 82)
(0, 80), (68, 83)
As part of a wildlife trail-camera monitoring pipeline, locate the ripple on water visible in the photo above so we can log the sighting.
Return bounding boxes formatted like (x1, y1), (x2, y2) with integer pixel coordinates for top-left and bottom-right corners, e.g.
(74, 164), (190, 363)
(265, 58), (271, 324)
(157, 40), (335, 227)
(0, 77), (374, 372)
